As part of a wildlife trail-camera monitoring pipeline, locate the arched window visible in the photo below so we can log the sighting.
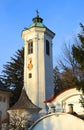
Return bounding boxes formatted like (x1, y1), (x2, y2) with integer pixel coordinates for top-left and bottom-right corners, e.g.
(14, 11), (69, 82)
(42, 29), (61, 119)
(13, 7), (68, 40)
(46, 40), (50, 55)
(28, 40), (33, 54)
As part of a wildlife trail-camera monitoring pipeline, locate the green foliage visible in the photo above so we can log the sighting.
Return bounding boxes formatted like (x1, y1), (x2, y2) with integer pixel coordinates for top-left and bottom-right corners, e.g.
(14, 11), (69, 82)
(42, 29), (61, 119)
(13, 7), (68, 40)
(79, 95), (84, 108)
(72, 23), (84, 107)
(72, 23), (84, 93)
(53, 67), (62, 94)
(54, 23), (84, 108)
(0, 47), (24, 106)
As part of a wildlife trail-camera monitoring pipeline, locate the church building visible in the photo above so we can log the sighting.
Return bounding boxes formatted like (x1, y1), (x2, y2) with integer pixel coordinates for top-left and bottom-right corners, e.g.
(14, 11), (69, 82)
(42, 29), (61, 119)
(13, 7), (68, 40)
(7, 12), (55, 129)
(22, 11), (55, 110)
(7, 12), (84, 130)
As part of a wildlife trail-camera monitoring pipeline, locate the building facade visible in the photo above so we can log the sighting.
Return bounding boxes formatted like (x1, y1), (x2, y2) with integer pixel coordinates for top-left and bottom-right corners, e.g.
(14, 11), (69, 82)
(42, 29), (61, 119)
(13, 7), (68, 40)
(44, 87), (84, 114)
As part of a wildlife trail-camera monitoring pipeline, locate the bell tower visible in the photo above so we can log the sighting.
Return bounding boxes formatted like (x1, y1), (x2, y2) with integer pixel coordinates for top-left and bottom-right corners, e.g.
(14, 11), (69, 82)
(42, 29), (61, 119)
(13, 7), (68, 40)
(22, 12), (55, 109)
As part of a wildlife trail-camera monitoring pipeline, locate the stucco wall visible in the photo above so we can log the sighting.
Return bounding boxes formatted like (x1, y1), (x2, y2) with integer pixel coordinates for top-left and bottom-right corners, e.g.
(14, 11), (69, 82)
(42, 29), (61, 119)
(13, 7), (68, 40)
(49, 88), (84, 114)
(29, 113), (84, 130)
(22, 27), (54, 109)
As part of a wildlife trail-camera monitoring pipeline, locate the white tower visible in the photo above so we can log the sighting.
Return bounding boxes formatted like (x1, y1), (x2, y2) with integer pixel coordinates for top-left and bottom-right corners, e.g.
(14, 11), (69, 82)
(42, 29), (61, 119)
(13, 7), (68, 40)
(22, 12), (55, 109)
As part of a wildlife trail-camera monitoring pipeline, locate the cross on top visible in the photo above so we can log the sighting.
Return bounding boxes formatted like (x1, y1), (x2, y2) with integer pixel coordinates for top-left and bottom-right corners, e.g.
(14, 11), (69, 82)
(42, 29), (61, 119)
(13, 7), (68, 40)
(36, 9), (39, 16)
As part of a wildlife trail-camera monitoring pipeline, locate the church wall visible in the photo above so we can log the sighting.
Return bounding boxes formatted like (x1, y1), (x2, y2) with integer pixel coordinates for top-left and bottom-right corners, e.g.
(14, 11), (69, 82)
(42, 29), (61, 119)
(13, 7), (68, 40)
(22, 22), (55, 110)
(44, 33), (54, 99)
(51, 88), (84, 114)
(65, 95), (83, 113)
(23, 28), (46, 108)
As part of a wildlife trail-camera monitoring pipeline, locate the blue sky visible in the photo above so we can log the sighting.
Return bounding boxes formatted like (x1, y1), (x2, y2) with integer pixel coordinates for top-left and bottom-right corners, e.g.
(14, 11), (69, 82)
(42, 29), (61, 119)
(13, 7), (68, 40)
(0, 0), (84, 74)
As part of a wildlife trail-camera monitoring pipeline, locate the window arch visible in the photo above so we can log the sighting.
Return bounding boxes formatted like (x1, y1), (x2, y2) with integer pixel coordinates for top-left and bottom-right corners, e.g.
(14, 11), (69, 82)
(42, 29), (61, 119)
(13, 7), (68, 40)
(46, 40), (50, 55)
(28, 39), (33, 54)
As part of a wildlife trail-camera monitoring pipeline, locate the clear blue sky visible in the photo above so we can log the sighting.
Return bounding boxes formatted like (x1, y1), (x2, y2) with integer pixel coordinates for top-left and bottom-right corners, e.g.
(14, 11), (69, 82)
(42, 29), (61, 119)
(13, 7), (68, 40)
(0, 0), (84, 74)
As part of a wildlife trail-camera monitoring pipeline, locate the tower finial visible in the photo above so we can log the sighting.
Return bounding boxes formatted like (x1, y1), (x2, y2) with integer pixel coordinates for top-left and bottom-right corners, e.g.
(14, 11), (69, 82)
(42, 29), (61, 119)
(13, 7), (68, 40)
(36, 9), (39, 17)
(32, 10), (43, 23)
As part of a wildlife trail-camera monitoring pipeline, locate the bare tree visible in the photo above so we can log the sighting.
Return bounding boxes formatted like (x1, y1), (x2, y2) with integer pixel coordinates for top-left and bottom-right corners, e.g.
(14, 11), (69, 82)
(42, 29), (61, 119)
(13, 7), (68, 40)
(8, 111), (33, 130)
(53, 42), (79, 93)
(57, 42), (77, 72)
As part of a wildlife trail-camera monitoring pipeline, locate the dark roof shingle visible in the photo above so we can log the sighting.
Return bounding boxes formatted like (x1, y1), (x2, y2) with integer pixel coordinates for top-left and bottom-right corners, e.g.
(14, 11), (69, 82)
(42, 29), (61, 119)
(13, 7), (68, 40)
(9, 89), (41, 113)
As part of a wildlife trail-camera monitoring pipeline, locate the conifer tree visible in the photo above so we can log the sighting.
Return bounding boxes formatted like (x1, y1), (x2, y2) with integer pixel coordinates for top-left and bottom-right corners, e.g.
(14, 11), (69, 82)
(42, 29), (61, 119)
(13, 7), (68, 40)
(53, 67), (62, 94)
(72, 23), (84, 108)
(72, 23), (84, 93)
(0, 47), (24, 106)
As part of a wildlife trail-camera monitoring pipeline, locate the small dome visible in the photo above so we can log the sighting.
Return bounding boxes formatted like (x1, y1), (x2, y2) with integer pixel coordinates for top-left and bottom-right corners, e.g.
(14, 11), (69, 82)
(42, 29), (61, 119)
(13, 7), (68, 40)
(28, 11), (46, 28)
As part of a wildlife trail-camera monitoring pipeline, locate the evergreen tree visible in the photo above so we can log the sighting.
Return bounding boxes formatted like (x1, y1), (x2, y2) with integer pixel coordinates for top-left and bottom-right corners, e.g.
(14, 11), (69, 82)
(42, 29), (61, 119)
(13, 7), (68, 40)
(0, 47), (24, 106)
(53, 67), (62, 94)
(72, 23), (84, 108)
(72, 23), (84, 93)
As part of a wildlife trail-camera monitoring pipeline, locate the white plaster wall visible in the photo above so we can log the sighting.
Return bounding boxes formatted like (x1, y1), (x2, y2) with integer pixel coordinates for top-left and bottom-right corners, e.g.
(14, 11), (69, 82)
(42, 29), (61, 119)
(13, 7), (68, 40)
(23, 28), (46, 108)
(22, 27), (55, 109)
(65, 95), (83, 113)
(29, 113), (84, 130)
(52, 88), (83, 113)
(44, 33), (54, 99)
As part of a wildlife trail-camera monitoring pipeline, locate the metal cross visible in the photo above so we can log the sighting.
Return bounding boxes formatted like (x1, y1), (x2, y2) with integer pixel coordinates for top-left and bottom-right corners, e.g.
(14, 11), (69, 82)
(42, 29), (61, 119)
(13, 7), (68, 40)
(36, 9), (39, 16)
